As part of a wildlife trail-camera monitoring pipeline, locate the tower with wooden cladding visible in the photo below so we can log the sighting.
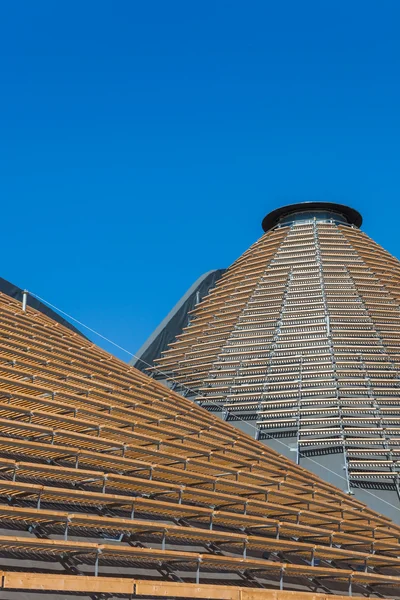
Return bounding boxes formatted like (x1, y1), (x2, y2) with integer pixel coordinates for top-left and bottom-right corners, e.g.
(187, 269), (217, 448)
(0, 281), (399, 597)
(155, 202), (400, 521)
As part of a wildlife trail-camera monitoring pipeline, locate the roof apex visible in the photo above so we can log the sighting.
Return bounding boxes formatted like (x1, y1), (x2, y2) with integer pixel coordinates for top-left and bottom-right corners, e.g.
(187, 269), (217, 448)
(262, 201), (363, 232)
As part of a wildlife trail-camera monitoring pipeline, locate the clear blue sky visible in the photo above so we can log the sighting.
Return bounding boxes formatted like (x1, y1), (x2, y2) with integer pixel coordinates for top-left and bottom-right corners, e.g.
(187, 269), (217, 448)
(1, 1), (400, 361)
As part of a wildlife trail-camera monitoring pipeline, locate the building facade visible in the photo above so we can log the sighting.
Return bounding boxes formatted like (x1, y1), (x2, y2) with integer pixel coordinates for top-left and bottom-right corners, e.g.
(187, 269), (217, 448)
(155, 202), (400, 522)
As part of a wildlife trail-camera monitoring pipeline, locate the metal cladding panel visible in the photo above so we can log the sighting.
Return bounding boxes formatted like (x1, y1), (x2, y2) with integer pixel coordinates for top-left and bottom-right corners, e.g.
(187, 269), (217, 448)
(0, 288), (398, 596)
(155, 203), (400, 520)
(301, 453), (346, 492)
(131, 269), (226, 372)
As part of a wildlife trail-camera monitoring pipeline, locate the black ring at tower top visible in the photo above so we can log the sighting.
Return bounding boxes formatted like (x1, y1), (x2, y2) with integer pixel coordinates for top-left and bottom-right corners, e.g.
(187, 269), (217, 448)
(262, 201), (363, 232)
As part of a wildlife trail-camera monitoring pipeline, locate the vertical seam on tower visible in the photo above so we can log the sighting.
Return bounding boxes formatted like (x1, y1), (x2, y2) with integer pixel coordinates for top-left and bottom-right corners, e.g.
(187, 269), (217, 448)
(326, 225), (400, 497)
(343, 264), (400, 500)
(313, 219), (351, 494)
(199, 226), (294, 427)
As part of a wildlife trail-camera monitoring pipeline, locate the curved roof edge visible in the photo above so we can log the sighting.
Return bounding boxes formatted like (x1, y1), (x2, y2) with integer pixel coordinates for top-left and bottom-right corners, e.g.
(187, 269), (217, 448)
(0, 277), (86, 338)
(130, 269), (226, 371)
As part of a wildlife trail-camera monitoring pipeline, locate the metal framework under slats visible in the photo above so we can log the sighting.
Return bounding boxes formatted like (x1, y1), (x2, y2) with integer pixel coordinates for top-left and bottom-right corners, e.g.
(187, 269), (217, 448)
(155, 204), (400, 507)
(0, 286), (398, 597)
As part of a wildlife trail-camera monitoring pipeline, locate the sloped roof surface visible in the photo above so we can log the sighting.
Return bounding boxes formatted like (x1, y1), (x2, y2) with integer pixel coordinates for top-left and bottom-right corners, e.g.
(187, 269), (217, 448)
(0, 289), (399, 598)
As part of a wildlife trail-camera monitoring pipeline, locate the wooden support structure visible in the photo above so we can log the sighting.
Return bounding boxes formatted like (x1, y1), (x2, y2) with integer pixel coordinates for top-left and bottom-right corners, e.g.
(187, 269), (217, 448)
(0, 203), (399, 596)
(0, 571), (380, 599)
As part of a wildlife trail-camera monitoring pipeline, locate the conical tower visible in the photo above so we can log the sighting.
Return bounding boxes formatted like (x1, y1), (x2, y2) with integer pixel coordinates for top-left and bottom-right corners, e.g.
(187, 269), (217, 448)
(155, 202), (400, 520)
(1, 284), (400, 597)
